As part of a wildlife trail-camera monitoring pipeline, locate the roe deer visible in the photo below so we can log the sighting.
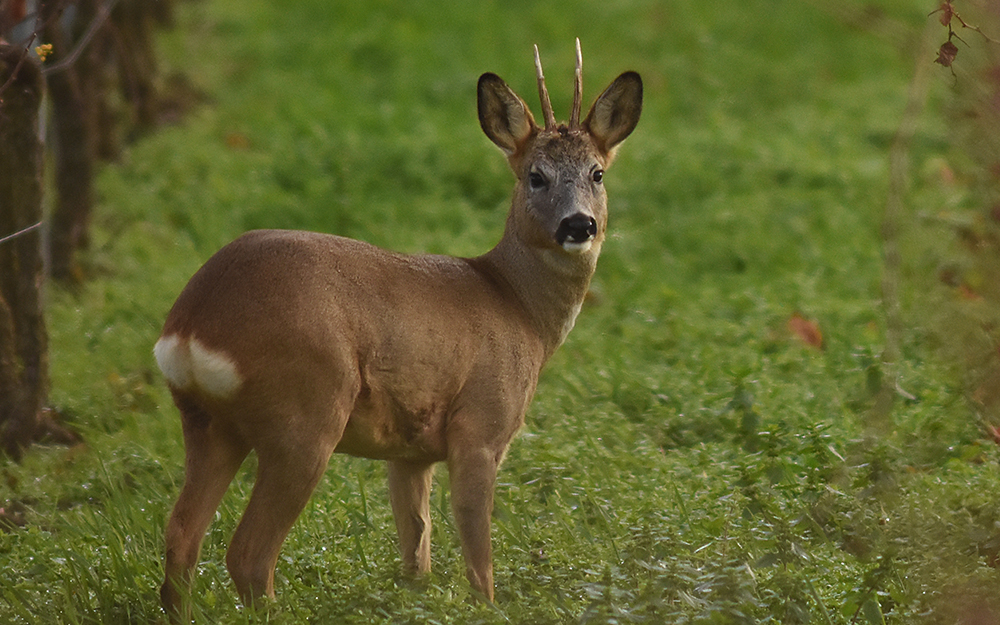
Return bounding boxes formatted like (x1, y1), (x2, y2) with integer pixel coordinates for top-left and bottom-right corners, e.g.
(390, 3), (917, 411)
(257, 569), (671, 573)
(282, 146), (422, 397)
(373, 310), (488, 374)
(154, 39), (641, 615)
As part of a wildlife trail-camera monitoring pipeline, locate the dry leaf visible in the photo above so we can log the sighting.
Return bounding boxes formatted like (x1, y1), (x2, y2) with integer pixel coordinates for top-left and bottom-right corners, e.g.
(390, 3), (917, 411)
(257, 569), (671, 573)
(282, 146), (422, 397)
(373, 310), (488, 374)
(935, 1), (955, 27)
(225, 132), (251, 150)
(958, 283), (981, 300)
(989, 424), (1000, 446)
(788, 313), (823, 349)
(936, 40), (959, 67)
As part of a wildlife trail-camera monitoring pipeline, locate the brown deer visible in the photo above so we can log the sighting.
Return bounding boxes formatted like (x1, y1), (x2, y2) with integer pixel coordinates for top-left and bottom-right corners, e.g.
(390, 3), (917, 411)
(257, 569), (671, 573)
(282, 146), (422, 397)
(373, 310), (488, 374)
(154, 39), (641, 616)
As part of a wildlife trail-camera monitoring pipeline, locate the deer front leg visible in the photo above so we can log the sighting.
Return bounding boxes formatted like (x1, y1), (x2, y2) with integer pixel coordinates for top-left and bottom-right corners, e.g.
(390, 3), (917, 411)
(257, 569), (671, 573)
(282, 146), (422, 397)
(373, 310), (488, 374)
(447, 445), (501, 602)
(388, 460), (435, 577)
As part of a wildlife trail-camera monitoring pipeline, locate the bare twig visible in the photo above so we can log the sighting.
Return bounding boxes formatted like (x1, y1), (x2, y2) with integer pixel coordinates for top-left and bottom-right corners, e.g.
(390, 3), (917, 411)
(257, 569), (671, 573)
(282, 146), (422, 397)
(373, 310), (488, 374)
(931, 0), (999, 73)
(0, 0), (118, 97)
(0, 221), (43, 246)
(42, 0), (119, 76)
(0, 9), (41, 98)
(931, 1), (999, 44)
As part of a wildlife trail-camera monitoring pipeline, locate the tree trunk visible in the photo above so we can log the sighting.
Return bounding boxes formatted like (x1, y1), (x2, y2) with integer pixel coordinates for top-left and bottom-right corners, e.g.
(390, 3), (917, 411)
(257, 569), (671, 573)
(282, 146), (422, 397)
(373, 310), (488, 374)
(0, 295), (26, 458)
(42, 0), (96, 283)
(77, 0), (122, 162)
(113, 0), (160, 131)
(0, 43), (48, 460)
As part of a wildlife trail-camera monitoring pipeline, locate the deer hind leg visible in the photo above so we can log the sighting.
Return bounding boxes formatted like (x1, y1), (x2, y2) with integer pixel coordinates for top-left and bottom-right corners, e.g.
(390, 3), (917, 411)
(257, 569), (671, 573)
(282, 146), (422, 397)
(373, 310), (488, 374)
(161, 396), (251, 617)
(225, 433), (336, 606)
(448, 445), (501, 602)
(388, 460), (436, 577)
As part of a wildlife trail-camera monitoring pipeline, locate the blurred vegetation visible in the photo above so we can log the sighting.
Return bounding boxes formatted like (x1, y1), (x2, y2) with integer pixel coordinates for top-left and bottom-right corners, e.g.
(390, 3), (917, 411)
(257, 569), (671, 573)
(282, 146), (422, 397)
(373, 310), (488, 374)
(916, 1), (1000, 436)
(3, 0), (1000, 623)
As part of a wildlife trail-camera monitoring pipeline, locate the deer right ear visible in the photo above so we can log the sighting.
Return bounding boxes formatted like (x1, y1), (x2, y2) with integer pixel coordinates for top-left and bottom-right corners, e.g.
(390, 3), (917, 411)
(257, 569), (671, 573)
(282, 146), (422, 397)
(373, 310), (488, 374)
(478, 73), (537, 156)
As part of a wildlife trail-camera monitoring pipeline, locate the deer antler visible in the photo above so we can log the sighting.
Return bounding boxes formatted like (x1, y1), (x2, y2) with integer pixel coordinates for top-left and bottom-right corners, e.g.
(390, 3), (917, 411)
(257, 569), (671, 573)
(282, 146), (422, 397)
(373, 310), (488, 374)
(534, 44), (557, 130)
(570, 38), (583, 128)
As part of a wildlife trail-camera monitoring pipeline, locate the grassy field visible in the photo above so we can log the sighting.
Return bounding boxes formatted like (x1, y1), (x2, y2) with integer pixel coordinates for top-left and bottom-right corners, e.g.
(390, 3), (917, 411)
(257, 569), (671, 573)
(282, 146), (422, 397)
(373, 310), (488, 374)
(3, 0), (1000, 622)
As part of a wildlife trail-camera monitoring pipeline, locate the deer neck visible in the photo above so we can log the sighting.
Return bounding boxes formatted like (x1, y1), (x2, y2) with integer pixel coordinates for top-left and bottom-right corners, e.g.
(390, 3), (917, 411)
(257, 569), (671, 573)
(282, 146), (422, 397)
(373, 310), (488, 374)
(477, 217), (600, 360)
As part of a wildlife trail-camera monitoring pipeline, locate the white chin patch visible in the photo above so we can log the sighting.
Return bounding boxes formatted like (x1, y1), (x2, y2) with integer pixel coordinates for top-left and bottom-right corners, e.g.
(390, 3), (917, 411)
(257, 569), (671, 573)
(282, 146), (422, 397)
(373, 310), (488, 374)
(561, 239), (593, 254)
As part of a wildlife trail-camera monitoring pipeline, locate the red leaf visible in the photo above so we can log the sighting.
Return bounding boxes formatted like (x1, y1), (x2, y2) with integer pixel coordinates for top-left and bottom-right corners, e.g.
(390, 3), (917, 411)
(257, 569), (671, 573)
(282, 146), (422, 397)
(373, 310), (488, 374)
(988, 424), (1000, 446)
(958, 283), (981, 300)
(788, 313), (823, 349)
(936, 41), (959, 67)
(936, 1), (955, 27)
(225, 132), (250, 150)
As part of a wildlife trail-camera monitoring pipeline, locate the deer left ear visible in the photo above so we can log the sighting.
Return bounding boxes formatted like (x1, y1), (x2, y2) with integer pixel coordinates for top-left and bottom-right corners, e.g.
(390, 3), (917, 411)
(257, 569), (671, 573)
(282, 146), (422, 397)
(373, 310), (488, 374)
(584, 71), (642, 157)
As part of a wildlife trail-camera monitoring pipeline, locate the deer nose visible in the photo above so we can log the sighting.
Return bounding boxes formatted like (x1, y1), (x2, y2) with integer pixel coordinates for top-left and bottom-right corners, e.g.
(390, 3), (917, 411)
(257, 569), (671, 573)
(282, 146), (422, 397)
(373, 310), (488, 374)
(555, 214), (597, 247)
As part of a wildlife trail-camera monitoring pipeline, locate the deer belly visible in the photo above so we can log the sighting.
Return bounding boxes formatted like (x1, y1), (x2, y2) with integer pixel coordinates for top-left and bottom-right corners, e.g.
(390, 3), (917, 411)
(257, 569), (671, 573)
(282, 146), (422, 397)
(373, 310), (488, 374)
(335, 389), (449, 462)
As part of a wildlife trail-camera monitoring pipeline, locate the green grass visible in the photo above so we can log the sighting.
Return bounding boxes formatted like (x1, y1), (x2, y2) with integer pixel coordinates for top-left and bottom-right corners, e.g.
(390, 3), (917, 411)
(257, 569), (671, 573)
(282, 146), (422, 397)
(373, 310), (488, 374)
(3, 0), (999, 622)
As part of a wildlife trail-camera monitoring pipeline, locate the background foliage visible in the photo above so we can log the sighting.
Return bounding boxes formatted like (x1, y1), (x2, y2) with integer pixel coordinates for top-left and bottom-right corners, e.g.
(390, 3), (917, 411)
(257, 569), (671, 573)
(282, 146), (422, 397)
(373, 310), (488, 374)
(2, 0), (1000, 622)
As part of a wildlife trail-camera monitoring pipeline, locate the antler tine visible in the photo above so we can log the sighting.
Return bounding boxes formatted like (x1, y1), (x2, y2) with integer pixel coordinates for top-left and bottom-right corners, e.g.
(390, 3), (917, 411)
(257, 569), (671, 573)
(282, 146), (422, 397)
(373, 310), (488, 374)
(534, 44), (557, 129)
(570, 38), (583, 128)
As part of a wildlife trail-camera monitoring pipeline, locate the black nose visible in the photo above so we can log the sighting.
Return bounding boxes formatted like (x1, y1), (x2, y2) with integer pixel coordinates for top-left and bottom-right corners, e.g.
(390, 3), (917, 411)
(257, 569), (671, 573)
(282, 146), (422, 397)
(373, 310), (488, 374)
(555, 214), (597, 245)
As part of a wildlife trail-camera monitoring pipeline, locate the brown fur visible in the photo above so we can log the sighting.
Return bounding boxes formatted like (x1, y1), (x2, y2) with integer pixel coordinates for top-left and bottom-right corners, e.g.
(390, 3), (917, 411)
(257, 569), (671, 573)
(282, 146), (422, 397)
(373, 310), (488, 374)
(156, 49), (641, 618)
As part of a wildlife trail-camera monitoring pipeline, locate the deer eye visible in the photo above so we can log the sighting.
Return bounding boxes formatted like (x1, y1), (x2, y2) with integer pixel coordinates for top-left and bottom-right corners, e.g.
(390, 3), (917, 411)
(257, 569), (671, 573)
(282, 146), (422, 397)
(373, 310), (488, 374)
(592, 169), (604, 184)
(528, 171), (547, 189)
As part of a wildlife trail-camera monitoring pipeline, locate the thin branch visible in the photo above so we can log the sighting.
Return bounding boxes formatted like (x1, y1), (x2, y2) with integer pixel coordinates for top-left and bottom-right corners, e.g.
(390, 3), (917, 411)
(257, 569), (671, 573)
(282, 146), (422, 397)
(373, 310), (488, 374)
(0, 0), (117, 97)
(42, 0), (119, 76)
(931, 2), (1000, 44)
(0, 9), (42, 98)
(0, 221), (43, 246)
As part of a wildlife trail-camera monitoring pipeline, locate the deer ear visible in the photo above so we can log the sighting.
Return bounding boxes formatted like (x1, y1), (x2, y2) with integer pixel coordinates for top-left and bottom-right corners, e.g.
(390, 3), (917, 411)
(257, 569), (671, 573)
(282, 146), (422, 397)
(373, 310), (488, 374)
(584, 71), (642, 157)
(478, 73), (537, 155)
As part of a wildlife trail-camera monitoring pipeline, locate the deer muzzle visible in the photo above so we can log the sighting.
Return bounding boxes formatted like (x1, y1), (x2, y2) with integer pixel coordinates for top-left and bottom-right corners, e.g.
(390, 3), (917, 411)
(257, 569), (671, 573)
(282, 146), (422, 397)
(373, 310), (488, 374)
(555, 213), (598, 253)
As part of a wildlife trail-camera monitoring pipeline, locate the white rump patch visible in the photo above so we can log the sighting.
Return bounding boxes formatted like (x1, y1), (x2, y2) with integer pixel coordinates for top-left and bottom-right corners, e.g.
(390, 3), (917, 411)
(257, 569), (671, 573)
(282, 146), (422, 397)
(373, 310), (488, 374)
(153, 335), (192, 389)
(154, 335), (243, 399)
(188, 339), (243, 398)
